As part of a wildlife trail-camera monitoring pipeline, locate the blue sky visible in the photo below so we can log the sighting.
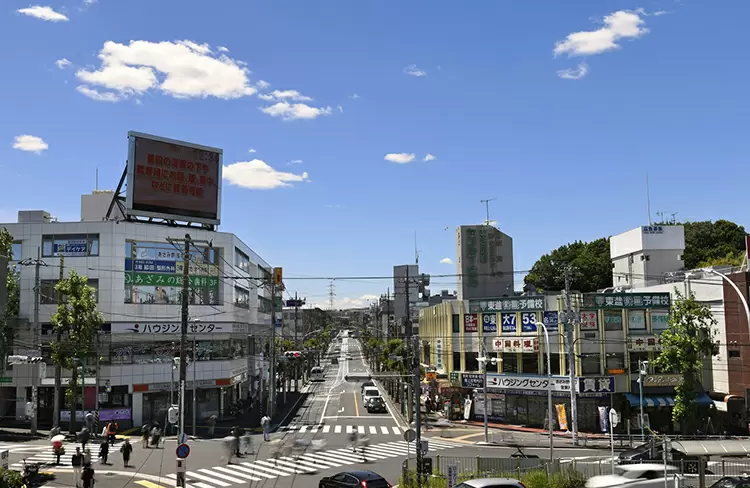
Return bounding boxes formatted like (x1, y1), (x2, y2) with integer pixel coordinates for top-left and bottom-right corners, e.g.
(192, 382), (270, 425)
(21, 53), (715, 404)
(3, 1), (749, 309)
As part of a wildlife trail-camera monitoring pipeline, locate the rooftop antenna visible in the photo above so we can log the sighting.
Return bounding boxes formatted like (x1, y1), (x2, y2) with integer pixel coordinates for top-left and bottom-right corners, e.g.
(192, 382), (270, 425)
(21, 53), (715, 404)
(480, 198), (497, 226)
(414, 231), (420, 265)
(646, 174), (652, 225)
(95, 167), (99, 191)
(670, 212), (678, 225)
(656, 211), (665, 223)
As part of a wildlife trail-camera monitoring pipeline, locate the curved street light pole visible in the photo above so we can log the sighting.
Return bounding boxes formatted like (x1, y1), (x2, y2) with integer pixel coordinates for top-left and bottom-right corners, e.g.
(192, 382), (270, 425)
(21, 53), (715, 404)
(701, 268), (750, 330)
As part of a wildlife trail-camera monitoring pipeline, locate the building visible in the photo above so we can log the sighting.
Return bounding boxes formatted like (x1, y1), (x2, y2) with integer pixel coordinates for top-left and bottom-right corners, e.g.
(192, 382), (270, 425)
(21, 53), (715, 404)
(3, 197), (273, 428)
(610, 225), (685, 289)
(455, 225), (514, 301)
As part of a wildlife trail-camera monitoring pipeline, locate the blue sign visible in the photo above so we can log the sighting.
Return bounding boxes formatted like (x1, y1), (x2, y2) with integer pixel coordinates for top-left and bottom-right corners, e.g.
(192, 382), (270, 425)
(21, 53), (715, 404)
(521, 312), (537, 333)
(275, 318), (282, 328)
(125, 259), (176, 273)
(176, 443), (190, 459)
(501, 313), (516, 334)
(577, 376), (615, 394)
(482, 314), (497, 333)
(542, 311), (559, 331)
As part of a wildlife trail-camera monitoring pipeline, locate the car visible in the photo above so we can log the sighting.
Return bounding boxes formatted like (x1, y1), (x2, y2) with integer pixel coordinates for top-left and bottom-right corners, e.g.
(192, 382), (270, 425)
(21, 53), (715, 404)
(455, 478), (526, 488)
(331, 357), (339, 365)
(586, 463), (680, 488)
(709, 477), (750, 488)
(346, 354), (353, 360)
(361, 380), (376, 395)
(366, 397), (387, 413)
(618, 441), (708, 474)
(362, 386), (380, 405)
(319, 470), (391, 488)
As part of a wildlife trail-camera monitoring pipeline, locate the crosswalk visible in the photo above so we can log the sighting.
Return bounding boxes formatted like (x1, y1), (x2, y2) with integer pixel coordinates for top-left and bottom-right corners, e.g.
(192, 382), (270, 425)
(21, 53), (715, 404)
(278, 424), (404, 435)
(0, 444), (51, 454)
(9, 440), (132, 469)
(166, 439), (462, 487)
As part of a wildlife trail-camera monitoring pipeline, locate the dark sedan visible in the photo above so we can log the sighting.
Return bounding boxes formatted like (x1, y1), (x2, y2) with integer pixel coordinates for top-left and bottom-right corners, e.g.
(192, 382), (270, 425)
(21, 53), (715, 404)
(366, 397), (387, 413)
(319, 471), (391, 488)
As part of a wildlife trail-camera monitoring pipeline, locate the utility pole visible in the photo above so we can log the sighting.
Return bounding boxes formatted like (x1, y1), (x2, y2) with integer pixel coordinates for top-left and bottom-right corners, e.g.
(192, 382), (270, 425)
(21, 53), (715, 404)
(413, 334), (423, 488)
(269, 267), (282, 419)
(53, 256), (64, 428)
(294, 291), (299, 392)
(179, 234), (190, 439)
(563, 267), (579, 445)
(480, 198), (496, 226)
(20, 249), (45, 434)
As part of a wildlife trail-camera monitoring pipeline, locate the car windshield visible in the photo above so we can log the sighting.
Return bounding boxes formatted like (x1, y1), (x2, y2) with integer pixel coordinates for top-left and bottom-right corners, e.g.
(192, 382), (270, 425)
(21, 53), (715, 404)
(365, 390), (379, 396)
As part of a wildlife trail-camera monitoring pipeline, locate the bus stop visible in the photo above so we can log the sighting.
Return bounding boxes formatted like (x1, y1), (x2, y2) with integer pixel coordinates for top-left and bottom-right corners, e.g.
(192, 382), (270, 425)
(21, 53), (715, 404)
(672, 439), (750, 488)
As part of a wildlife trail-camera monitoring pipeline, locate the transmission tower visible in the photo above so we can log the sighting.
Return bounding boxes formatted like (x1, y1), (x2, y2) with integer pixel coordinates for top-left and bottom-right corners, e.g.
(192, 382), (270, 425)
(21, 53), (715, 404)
(328, 280), (336, 310)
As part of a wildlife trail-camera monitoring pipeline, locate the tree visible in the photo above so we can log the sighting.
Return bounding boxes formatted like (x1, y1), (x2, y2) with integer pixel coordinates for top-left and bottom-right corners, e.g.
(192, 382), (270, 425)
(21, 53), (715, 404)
(524, 238), (611, 293)
(653, 290), (718, 431)
(680, 220), (747, 269)
(50, 270), (103, 434)
(0, 228), (19, 363)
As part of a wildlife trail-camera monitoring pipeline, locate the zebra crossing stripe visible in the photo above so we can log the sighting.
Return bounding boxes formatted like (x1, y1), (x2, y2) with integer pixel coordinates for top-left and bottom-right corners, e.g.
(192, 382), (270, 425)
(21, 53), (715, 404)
(323, 425), (331, 433)
(212, 466), (261, 482)
(299, 453), (341, 467)
(334, 425), (342, 433)
(235, 463), (277, 479)
(310, 426), (319, 433)
(239, 462), (290, 476)
(198, 468), (245, 484)
(185, 471), (230, 487)
(357, 426), (365, 435)
(299, 426), (308, 433)
(392, 426), (401, 434)
(255, 459), (308, 474)
(380, 426), (389, 434)
(369, 426), (377, 435)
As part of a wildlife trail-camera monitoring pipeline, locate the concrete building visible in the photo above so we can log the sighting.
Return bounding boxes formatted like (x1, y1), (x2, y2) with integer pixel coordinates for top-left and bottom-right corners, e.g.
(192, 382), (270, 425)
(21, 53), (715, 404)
(456, 225), (514, 300)
(2, 197), (272, 428)
(610, 225), (686, 289)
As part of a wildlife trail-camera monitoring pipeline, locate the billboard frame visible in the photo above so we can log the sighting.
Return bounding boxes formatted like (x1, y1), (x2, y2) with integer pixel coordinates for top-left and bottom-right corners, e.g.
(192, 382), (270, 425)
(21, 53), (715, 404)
(125, 131), (223, 227)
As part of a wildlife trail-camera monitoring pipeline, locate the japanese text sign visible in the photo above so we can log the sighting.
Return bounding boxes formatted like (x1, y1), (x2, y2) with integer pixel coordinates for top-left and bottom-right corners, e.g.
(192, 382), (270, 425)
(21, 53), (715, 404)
(53, 239), (88, 257)
(461, 373), (484, 389)
(542, 311), (559, 330)
(643, 374), (681, 387)
(501, 313), (517, 334)
(471, 297), (545, 313)
(487, 374), (571, 392)
(628, 335), (662, 352)
(111, 322), (227, 334)
(482, 313), (497, 333)
(124, 272), (218, 289)
(580, 311), (598, 330)
(464, 314), (478, 333)
(582, 293), (671, 310)
(577, 376), (615, 394)
(521, 312), (537, 333)
(492, 337), (539, 353)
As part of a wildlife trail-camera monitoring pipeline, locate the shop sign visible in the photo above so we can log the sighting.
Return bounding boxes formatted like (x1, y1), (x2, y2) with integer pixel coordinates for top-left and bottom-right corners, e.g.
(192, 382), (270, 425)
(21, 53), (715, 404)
(628, 335), (662, 352)
(582, 293), (671, 310)
(426, 372), (437, 382)
(643, 374), (681, 387)
(577, 376), (615, 393)
(464, 314), (478, 333)
(491, 337), (539, 354)
(643, 225), (665, 234)
(486, 374), (571, 392)
(542, 311), (559, 331)
(580, 311), (598, 330)
(482, 314), (497, 333)
(125, 259), (176, 274)
(470, 297), (545, 313)
(520, 312), (537, 333)
(449, 371), (460, 387)
(111, 322), (230, 334)
(53, 239), (88, 257)
(435, 338), (444, 371)
(461, 373), (484, 389)
(501, 313), (517, 334)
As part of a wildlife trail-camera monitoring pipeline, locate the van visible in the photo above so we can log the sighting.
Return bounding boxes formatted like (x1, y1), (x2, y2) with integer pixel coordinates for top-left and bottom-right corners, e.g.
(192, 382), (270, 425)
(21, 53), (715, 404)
(362, 386), (381, 406)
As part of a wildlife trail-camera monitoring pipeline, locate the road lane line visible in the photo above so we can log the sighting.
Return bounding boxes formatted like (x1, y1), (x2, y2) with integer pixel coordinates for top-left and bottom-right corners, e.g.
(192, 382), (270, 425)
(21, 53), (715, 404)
(184, 471), (229, 486)
(335, 425), (342, 433)
(392, 426), (401, 434)
(233, 464), (277, 479)
(135, 481), (166, 488)
(213, 466), (261, 481)
(354, 392), (359, 416)
(239, 462), (289, 477)
(369, 426), (377, 435)
(198, 469), (245, 484)
(381, 426), (389, 434)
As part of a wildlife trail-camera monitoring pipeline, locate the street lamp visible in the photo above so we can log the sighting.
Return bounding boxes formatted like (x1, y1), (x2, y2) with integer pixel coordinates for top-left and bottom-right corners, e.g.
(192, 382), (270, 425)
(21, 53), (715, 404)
(538, 323), (555, 462)
(477, 339), (498, 445)
(637, 359), (649, 441)
(700, 268), (750, 332)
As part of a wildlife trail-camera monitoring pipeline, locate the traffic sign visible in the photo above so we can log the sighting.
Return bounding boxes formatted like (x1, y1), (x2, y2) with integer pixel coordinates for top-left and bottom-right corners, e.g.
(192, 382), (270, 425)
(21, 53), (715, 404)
(176, 443), (190, 459)
(609, 409), (620, 428)
(403, 428), (416, 443)
(178, 432), (188, 444)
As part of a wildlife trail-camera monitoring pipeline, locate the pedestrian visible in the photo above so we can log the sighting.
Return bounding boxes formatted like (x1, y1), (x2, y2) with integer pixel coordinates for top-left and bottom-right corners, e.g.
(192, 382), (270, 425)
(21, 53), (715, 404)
(99, 441), (109, 465)
(84, 411), (95, 436)
(261, 415), (271, 441)
(231, 426), (242, 457)
(208, 415), (217, 437)
(141, 423), (151, 448)
(79, 427), (90, 450)
(151, 425), (162, 448)
(109, 421), (118, 445)
(71, 447), (84, 488)
(83, 448), (92, 467)
(120, 439), (133, 467)
(81, 464), (95, 488)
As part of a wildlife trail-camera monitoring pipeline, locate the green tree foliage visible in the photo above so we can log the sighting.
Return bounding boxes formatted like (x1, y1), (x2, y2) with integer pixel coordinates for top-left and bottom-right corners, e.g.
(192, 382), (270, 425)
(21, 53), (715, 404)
(50, 270), (103, 433)
(653, 290), (718, 429)
(0, 228), (19, 362)
(680, 220), (747, 269)
(380, 339), (408, 374)
(524, 238), (611, 293)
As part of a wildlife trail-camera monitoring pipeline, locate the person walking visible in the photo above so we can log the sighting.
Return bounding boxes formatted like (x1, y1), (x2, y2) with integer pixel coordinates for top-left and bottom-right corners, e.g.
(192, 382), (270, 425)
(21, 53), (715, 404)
(260, 415), (271, 442)
(108, 422), (118, 445)
(79, 427), (90, 450)
(141, 423), (151, 448)
(71, 447), (84, 488)
(120, 439), (133, 467)
(98, 441), (109, 465)
(84, 411), (95, 437)
(81, 464), (95, 488)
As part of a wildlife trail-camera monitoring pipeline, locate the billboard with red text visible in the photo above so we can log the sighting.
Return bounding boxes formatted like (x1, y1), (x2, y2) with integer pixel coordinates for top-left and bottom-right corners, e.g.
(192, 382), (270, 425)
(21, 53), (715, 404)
(126, 131), (222, 225)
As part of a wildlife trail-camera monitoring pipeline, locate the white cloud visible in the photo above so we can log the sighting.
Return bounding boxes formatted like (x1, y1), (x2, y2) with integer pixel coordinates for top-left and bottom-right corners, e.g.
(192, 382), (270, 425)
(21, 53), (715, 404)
(12, 135), (48, 153)
(325, 204), (342, 208)
(423, 153), (437, 162)
(384, 153), (416, 164)
(311, 294), (379, 310)
(337, 105), (343, 113)
(248, 148), (257, 153)
(84, 0), (97, 4)
(17, 6), (69, 22)
(260, 102), (332, 121)
(217, 46), (229, 53)
(55, 58), (72, 69)
(557, 63), (589, 80)
(74, 40), (257, 101)
(256, 80), (271, 89)
(403, 64), (427, 77)
(76, 85), (123, 102)
(653, 10), (669, 16)
(349, 93), (360, 99)
(258, 89), (313, 102)
(554, 10), (648, 57)
(223, 159), (309, 190)
(288, 160), (303, 165)
(440, 257), (453, 265)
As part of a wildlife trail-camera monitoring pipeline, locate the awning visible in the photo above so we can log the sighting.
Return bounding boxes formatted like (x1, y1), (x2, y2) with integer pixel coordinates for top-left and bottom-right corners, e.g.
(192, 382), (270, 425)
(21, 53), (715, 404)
(672, 440), (750, 457)
(624, 393), (713, 407)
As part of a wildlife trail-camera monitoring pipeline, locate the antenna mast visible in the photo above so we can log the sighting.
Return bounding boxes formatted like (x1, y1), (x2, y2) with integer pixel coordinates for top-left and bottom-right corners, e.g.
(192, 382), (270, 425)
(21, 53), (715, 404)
(480, 198), (497, 226)
(646, 174), (652, 225)
(328, 280), (336, 310)
(414, 231), (419, 265)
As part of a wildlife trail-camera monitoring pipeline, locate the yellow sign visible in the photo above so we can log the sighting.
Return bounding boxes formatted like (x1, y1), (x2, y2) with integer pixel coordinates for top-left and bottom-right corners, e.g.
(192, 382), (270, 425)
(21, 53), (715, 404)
(273, 267), (283, 286)
(425, 372), (437, 382)
(556, 404), (568, 431)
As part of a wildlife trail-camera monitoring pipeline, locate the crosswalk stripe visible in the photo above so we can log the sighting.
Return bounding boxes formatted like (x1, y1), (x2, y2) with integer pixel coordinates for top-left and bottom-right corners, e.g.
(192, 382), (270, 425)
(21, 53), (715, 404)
(346, 426), (353, 434)
(199, 468), (246, 484)
(380, 426), (389, 434)
(234, 463), (277, 479)
(366, 444), (405, 456)
(271, 458), (317, 473)
(323, 425), (331, 433)
(357, 426), (365, 434)
(239, 462), (290, 477)
(212, 466), (261, 481)
(135, 481), (167, 488)
(321, 449), (366, 463)
(299, 454), (341, 467)
(255, 459), (307, 474)
(369, 426), (377, 434)
(310, 426), (319, 433)
(299, 426), (309, 433)
(334, 425), (342, 433)
(185, 471), (229, 487)
(392, 426), (401, 434)
(281, 457), (322, 470)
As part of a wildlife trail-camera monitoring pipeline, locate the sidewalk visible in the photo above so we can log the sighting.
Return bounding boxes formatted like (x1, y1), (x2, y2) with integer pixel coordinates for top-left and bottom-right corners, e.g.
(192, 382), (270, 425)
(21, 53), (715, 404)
(464, 419), (609, 440)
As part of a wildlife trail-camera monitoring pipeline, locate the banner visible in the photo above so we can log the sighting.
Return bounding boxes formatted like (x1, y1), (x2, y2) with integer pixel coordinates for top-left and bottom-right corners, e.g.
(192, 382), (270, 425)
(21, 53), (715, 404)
(598, 406), (608, 433)
(556, 404), (568, 431)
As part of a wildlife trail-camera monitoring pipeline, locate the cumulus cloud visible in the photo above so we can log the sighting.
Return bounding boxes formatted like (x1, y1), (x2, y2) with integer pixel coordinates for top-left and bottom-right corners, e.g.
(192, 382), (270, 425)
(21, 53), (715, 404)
(260, 102), (332, 121)
(403, 64), (427, 77)
(423, 153), (437, 162)
(258, 89), (312, 102)
(557, 63), (589, 80)
(248, 148), (257, 153)
(554, 10), (648, 57)
(256, 80), (271, 89)
(311, 294), (379, 310)
(12, 135), (48, 153)
(384, 153), (416, 164)
(440, 257), (453, 265)
(223, 159), (309, 190)
(55, 58), (72, 69)
(349, 93), (360, 99)
(217, 46), (229, 52)
(17, 6), (69, 22)
(76, 85), (123, 102)
(73, 40), (257, 102)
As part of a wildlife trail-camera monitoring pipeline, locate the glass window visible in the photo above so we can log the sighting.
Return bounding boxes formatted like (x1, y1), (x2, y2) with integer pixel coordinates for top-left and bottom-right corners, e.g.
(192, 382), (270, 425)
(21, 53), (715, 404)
(258, 295), (272, 314)
(651, 311), (669, 332)
(42, 234), (99, 257)
(581, 354), (601, 375)
(606, 353), (625, 373)
(235, 287), (249, 309)
(10, 242), (21, 261)
(41, 279), (99, 304)
(235, 249), (250, 273)
(628, 310), (647, 333)
(522, 353), (539, 374)
(501, 353), (518, 373)
(629, 352), (649, 375)
(452, 351), (462, 371)
(451, 314), (460, 333)
(604, 310), (623, 331)
(465, 352), (479, 372)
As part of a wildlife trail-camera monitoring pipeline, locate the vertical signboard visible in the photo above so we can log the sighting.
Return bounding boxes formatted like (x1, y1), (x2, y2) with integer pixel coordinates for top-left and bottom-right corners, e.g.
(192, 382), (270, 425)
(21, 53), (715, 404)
(482, 313), (497, 333)
(501, 313), (516, 334)
(464, 314), (478, 333)
(520, 312), (537, 333)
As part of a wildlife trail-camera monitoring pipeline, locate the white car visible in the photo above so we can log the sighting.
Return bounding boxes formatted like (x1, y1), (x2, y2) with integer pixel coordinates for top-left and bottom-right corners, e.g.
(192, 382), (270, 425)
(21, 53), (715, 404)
(586, 464), (681, 488)
(455, 478), (525, 488)
(345, 354), (353, 360)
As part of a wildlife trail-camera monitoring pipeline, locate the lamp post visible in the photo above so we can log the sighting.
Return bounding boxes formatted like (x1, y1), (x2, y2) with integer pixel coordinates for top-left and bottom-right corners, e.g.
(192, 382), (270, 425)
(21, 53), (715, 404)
(478, 337), (497, 444)
(701, 268), (750, 331)
(539, 323), (554, 462)
(638, 359), (649, 441)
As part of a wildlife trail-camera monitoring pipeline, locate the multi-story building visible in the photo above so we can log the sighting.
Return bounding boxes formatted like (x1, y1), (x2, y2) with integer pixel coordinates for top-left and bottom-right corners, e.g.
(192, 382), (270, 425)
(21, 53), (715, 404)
(610, 224), (685, 289)
(3, 194), (272, 429)
(455, 225), (514, 301)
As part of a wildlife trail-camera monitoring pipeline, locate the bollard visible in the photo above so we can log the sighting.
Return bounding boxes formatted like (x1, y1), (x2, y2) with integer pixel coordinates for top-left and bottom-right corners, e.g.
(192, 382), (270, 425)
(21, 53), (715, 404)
(175, 459), (186, 488)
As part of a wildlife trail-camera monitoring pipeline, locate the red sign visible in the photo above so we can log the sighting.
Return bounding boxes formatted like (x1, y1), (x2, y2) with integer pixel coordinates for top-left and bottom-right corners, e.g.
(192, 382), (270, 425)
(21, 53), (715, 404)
(464, 314), (478, 332)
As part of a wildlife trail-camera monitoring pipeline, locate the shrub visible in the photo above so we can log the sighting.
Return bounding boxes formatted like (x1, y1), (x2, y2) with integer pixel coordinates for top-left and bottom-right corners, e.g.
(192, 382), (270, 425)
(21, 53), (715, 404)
(549, 468), (587, 488)
(0, 468), (23, 488)
(521, 469), (550, 488)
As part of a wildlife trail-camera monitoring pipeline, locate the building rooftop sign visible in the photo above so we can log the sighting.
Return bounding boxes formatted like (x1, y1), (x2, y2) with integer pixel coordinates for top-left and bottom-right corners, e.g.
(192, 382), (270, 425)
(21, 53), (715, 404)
(470, 297), (545, 313)
(582, 292), (670, 310)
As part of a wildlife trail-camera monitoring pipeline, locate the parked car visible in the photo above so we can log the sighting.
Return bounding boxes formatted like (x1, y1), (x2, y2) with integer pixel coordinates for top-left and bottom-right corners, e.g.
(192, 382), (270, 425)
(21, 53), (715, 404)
(346, 354), (353, 360)
(587, 463), (680, 488)
(366, 397), (387, 413)
(709, 477), (750, 488)
(319, 471), (390, 488)
(455, 478), (525, 488)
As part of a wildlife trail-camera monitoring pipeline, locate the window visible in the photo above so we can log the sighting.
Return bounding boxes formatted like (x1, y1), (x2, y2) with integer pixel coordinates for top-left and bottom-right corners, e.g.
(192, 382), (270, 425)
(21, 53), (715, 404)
(40, 279), (99, 304)
(10, 242), (21, 261)
(629, 352), (649, 375)
(258, 295), (272, 314)
(627, 310), (647, 333)
(548, 353), (561, 375)
(606, 353), (626, 373)
(730, 350), (741, 359)
(581, 354), (601, 375)
(235, 249), (250, 273)
(451, 314), (460, 333)
(42, 234), (99, 257)
(651, 311), (669, 332)
(235, 287), (249, 309)
(452, 351), (462, 371)
(603, 310), (623, 331)
(501, 353), (518, 373)
(465, 352), (479, 372)
(522, 353), (539, 374)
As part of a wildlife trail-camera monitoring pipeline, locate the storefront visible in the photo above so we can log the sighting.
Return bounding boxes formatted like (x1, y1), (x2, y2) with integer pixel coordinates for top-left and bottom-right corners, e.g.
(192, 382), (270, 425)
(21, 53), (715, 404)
(134, 377), (235, 426)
